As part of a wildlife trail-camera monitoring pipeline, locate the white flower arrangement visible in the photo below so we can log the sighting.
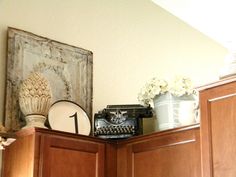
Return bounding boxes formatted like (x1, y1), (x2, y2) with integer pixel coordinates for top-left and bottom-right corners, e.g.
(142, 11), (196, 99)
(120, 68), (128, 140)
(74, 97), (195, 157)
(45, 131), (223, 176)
(138, 76), (195, 105)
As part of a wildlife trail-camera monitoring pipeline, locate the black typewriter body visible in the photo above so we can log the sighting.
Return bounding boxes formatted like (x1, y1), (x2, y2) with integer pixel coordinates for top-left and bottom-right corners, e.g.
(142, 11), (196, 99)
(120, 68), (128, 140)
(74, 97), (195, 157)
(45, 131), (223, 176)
(94, 104), (153, 139)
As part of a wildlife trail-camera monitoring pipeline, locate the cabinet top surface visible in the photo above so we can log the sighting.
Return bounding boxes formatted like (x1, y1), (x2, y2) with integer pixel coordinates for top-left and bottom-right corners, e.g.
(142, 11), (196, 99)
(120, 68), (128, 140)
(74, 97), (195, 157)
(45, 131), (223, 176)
(16, 127), (108, 143)
(15, 123), (200, 144)
(117, 123), (200, 144)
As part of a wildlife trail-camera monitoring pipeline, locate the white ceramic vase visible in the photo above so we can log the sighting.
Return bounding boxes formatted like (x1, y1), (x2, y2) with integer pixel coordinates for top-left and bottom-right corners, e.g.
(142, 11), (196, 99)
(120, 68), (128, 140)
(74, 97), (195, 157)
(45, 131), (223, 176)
(19, 72), (52, 129)
(153, 92), (198, 131)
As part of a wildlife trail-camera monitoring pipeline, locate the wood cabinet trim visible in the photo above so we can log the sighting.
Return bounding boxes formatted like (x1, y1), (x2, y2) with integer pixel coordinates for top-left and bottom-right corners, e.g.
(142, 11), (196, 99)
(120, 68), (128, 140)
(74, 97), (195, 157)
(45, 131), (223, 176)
(42, 135), (101, 153)
(117, 123), (200, 145)
(15, 127), (109, 144)
(131, 130), (197, 153)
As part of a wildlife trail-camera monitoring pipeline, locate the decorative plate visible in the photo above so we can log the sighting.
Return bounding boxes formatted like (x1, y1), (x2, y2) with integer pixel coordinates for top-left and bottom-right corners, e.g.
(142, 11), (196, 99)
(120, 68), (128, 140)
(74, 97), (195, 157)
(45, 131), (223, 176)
(48, 100), (91, 135)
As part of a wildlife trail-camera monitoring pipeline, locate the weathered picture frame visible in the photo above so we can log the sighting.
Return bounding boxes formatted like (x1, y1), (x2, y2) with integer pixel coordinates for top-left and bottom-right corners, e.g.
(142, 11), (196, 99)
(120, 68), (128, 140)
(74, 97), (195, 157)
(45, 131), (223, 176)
(4, 27), (93, 131)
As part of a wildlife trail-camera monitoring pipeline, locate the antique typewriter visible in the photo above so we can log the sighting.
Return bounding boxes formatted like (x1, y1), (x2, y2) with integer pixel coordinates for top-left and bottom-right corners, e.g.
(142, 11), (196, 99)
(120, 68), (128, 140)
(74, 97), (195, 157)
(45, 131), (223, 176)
(94, 104), (153, 139)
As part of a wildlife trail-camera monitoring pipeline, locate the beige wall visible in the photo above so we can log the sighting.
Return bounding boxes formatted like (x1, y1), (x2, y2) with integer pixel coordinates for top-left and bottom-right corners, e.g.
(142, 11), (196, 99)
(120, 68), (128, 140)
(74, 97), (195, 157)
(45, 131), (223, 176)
(0, 0), (229, 173)
(0, 0), (227, 130)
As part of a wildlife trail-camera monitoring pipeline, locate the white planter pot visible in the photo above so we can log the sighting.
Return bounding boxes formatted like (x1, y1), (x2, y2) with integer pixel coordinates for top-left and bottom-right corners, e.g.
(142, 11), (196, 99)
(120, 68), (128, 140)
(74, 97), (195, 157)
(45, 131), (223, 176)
(153, 92), (198, 131)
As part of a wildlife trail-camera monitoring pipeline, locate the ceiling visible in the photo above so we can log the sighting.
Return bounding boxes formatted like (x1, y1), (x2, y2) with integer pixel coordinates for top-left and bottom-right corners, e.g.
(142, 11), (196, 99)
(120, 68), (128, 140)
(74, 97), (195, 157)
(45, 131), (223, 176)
(151, 0), (236, 50)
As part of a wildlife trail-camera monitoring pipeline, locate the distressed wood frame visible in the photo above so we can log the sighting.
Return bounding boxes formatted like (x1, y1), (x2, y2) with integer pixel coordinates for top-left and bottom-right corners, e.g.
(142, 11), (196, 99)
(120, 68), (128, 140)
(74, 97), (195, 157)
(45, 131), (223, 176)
(4, 27), (93, 131)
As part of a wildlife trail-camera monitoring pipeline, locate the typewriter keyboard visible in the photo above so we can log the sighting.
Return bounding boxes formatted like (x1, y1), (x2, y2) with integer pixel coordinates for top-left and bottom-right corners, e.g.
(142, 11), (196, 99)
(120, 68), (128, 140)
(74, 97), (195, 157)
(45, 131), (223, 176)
(94, 125), (136, 136)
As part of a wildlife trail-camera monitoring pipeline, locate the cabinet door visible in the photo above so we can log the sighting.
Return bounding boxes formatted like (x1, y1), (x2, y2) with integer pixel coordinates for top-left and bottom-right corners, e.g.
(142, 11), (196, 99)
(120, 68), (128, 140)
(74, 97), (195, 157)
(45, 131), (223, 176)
(2, 134), (36, 177)
(117, 127), (201, 177)
(40, 135), (105, 177)
(200, 81), (236, 177)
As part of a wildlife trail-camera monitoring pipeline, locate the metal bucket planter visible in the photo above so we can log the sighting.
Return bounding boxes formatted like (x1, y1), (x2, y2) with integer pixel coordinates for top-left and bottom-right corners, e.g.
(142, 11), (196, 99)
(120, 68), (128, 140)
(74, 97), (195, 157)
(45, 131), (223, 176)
(153, 92), (198, 131)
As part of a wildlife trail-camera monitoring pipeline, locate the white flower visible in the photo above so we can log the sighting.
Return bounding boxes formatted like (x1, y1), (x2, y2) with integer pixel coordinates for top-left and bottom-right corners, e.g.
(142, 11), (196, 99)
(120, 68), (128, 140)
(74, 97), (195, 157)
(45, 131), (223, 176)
(138, 76), (195, 105)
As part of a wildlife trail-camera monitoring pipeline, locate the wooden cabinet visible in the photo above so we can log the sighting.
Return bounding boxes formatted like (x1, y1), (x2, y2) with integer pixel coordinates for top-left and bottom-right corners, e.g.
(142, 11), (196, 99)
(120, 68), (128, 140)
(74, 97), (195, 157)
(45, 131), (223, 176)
(2, 125), (200, 177)
(5, 77), (236, 177)
(117, 124), (201, 177)
(199, 77), (236, 177)
(2, 128), (115, 177)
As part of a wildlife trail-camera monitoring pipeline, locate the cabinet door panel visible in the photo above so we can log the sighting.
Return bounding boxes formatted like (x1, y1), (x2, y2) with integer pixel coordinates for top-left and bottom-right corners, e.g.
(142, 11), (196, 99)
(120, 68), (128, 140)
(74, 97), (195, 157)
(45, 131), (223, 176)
(124, 128), (201, 177)
(41, 136), (105, 177)
(2, 134), (36, 177)
(210, 96), (236, 177)
(200, 81), (236, 177)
